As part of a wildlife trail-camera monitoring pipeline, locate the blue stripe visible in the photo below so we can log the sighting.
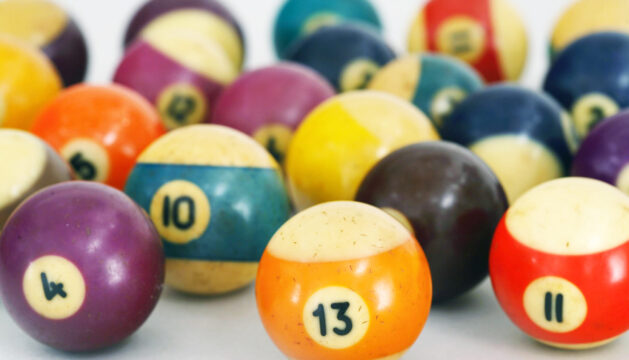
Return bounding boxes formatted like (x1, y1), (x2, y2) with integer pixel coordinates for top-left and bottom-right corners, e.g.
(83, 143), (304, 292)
(125, 163), (291, 262)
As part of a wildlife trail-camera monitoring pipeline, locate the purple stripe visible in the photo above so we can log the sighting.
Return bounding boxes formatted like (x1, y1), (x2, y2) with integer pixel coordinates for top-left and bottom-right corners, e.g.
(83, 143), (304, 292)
(113, 40), (225, 124)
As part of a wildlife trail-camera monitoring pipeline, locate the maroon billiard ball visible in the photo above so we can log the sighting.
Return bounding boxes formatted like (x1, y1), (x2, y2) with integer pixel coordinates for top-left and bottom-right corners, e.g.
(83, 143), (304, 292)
(113, 32), (238, 130)
(356, 141), (507, 303)
(213, 63), (335, 163)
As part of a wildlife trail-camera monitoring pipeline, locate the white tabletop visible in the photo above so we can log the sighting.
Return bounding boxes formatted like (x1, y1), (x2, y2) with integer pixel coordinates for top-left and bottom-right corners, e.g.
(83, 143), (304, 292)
(1, 280), (626, 359)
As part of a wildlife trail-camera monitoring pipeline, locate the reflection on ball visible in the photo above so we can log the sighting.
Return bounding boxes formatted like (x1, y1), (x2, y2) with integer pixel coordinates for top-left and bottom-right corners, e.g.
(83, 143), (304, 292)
(490, 178), (629, 349)
(256, 201), (431, 360)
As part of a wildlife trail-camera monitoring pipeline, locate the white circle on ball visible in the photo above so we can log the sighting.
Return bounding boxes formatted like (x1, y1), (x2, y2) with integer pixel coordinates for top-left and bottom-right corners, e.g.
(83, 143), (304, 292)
(303, 286), (370, 349)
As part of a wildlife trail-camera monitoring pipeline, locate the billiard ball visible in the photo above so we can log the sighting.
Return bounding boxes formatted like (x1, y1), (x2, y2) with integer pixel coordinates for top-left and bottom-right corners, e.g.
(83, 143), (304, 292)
(284, 24), (395, 92)
(213, 63), (335, 164)
(273, 0), (382, 58)
(0, 0), (88, 86)
(31, 84), (166, 190)
(138, 8), (244, 70)
(256, 201), (432, 360)
(0, 182), (164, 351)
(407, 0), (528, 83)
(441, 85), (577, 203)
(125, 125), (291, 295)
(124, 0), (244, 68)
(356, 142), (507, 303)
(551, 0), (629, 56)
(543, 32), (629, 140)
(572, 111), (629, 195)
(286, 91), (439, 210)
(490, 178), (629, 349)
(368, 53), (483, 129)
(114, 31), (238, 130)
(0, 36), (61, 130)
(0, 129), (71, 229)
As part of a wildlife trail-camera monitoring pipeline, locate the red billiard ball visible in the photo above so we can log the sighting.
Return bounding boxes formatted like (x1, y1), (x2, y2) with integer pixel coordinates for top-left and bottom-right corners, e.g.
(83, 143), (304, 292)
(490, 178), (629, 349)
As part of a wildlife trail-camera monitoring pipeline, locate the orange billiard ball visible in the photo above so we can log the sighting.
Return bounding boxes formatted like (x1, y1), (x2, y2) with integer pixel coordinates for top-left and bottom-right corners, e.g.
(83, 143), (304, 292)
(256, 201), (432, 360)
(490, 178), (629, 349)
(31, 84), (166, 190)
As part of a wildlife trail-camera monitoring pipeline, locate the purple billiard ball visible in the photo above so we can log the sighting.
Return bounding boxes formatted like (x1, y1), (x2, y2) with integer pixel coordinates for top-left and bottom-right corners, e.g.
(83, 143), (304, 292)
(573, 111), (629, 195)
(212, 63), (335, 163)
(0, 182), (164, 351)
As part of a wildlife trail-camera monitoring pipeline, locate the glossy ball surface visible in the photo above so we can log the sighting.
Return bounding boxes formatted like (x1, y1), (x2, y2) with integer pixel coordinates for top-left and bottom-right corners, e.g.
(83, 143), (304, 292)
(284, 24), (395, 92)
(0, 0), (88, 86)
(543, 32), (629, 140)
(273, 0), (382, 58)
(0, 182), (164, 351)
(356, 142), (507, 303)
(551, 0), (629, 56)
(31, 84), (166, 190)
(407, 0), (528, 83)
(286, 91), (439, 210)
(125, 125), (291, 295)
(114, 31), (238, 130)
(213, 63), (335, 164)
(256, 201), (432, 360)
(572, 111), (629, 195)
(490, 178), (629, 349)
(124, 0), (244, 68)
(368, 53), (483, 129)
(0, 36), (61, 130)
(441, 85), (577, 203)
(0, 129), (71, 229)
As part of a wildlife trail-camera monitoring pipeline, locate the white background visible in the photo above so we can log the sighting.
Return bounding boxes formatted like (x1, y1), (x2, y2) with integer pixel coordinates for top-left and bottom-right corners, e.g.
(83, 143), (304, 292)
(1, 0), (628, 359)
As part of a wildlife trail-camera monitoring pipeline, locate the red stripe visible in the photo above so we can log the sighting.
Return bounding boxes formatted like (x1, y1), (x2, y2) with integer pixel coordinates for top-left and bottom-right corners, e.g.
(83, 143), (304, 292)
(423, 0), (504, 82)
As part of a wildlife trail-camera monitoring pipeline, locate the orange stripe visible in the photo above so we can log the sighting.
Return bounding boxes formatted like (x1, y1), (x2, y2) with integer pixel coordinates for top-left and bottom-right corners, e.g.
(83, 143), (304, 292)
(256, 240), (432, 360)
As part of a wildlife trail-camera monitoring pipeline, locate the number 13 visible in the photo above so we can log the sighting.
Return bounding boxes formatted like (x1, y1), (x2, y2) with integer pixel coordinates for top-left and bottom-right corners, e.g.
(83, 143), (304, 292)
(312, 302), (353, 337)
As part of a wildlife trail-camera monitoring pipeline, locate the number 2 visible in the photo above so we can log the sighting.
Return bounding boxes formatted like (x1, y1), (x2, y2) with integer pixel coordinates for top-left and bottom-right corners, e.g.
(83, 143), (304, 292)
(312, 302), (353, 337)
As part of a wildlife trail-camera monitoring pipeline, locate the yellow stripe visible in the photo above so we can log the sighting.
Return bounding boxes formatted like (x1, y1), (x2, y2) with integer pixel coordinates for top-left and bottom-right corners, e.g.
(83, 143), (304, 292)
(141, 9), (243, 69)
(138, 124), (279, 169)
(142, 31), (238, 85)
